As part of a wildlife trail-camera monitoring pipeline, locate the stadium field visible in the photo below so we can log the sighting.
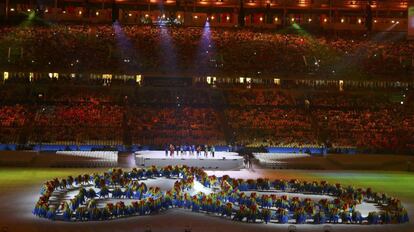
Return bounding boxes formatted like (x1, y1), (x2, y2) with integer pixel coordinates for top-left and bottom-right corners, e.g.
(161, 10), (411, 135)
(1, 168), (413, 200)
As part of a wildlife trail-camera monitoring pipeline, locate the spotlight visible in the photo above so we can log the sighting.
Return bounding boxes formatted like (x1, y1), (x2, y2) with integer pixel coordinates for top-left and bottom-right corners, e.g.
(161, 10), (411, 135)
(78, 11), (82, 15)
(145, 14), (149, 18)
(194, 15), (198, 19)
(374, 19), (377, 23)
(274, 17), (278, 22)
(341, 18), (345, 23)
(358, 19), (362, 24)
(259, 17), (263, 21)
(323, 18), (328, 23)
(10, 8), (15, 12)
(226, 16), (230, 21)
(63, 11), (66, 14)
(308, 18), (312, 22)
(177, 14), (181, 19)
(27, 9), (31, 12)
(396, 21), (400, 24)
(128, 13), (132, 17)
(211, 16), (215, 20)
(291, 18), (295, 22)
(96, 12), (99, 16)
(391, 20), (395, 23)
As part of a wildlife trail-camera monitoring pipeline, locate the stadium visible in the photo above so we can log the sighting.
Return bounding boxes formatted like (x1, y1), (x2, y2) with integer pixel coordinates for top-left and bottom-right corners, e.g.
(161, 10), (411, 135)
(0, 1), (414, 232)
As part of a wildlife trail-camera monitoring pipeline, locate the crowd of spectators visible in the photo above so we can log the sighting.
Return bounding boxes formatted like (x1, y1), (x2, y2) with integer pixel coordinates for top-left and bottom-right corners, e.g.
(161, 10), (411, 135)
(1, 25), (413, 76)
(0, 81), (412, 153)
(30, 103), (124, 144)
(225, 107), (315, 147)
(305, 91), (396, 109)
(127, 107), (225, 145)
(312, 109), (401, 150)
(224, 89), (294, 106)
(0, 105), (30, 143)
(0, 23), (413, 152)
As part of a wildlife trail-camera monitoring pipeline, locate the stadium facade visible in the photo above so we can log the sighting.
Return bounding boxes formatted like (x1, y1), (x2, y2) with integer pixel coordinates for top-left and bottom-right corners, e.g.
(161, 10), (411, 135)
(1, 0), (413, 32)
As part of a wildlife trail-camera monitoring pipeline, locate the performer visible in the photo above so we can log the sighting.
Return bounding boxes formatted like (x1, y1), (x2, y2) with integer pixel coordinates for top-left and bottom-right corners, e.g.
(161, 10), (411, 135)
(169, 144), (175, 157)
(165, 144), (169, 157)
(196, 145), (201, 157)
(180, 145), (184, 156)
(175, 145), (180, 156)
(204, 145), (209, 157)
(211, 145), (215, 158)
(191, 145), (195, 156)
(185, 144), (190, 156)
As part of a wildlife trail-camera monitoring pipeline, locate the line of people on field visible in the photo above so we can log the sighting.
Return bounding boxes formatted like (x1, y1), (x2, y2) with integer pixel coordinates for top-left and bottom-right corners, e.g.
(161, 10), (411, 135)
(164, 144), (216, 158)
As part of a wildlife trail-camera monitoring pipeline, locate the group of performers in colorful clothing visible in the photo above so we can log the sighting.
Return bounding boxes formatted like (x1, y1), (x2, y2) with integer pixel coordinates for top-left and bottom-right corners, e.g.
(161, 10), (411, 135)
(33, 166), (409, 224)
(165, 144), (216, 158)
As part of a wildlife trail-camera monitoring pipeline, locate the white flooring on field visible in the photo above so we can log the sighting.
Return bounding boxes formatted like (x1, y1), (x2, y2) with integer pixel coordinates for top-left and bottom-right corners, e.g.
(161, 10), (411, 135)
(135, 151), (244, 170)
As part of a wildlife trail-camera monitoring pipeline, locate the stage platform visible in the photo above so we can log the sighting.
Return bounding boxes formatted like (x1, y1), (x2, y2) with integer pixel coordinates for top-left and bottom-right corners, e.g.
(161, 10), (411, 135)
(135, 151), (244, 170)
